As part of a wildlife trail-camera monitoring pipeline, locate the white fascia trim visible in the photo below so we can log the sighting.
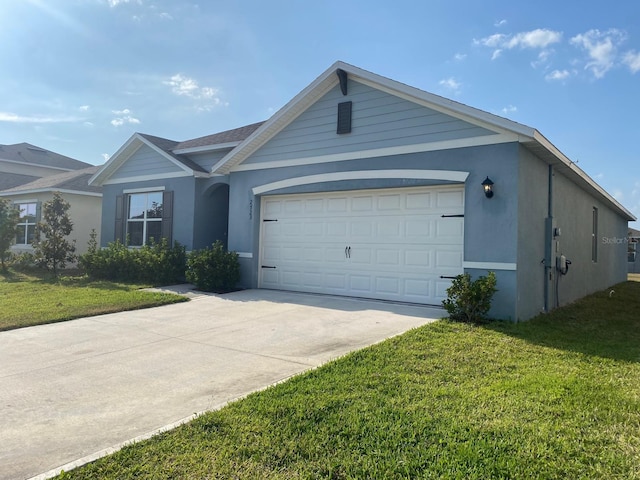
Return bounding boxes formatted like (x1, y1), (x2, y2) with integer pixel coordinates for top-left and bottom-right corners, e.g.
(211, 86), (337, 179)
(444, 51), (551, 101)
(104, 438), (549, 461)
(103, 171), (192, 185)
(89, 134), (142, 186)
(123, 186), (166, 194)
(234, 133), (516, 173)
(172, 142), (240, 155)
(533, 131), (637, 221)
(253, 169), (469, 195)
(236, 252), (253, 259)
(0, 158), (78, 173)
(0, 189), (101, 198)
(463, 261), (517, 271)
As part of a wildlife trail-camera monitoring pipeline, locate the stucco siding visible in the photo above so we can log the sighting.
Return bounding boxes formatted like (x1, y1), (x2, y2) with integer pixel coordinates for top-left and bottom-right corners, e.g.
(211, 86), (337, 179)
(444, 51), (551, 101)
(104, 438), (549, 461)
(515, 147), (549, 320)
(550, 169), (628, 306)
(244, 80), (497, 165)
(100, 177), (197, 249)
(110, 145), (183, 181)
(8, 192), (101, 256)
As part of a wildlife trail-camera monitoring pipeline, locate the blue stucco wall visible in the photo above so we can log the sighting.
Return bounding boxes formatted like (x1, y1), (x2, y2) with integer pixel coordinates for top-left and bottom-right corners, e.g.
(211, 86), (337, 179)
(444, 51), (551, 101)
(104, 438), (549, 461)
(101, 176), (230, 251)
(228, 142), (520, 319)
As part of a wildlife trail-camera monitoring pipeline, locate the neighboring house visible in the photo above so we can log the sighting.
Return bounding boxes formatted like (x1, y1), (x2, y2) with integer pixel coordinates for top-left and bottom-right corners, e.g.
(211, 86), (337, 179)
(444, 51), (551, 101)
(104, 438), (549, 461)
(629, 228), (640, 274)
(90, 61), (636, 320)
(0, 143), (101, 257)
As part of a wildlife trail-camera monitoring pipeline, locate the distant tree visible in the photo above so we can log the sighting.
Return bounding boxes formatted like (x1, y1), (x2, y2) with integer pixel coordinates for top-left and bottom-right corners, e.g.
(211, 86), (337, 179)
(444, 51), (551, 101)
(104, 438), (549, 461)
(33, 192), (77, 276)
(0, 198), (20, 270)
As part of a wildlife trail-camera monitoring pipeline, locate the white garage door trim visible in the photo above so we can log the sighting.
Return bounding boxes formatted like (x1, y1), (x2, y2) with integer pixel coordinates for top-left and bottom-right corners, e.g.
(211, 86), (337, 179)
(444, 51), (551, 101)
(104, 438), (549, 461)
(252, 169), (469, 195)
(258, 185), (464, 305)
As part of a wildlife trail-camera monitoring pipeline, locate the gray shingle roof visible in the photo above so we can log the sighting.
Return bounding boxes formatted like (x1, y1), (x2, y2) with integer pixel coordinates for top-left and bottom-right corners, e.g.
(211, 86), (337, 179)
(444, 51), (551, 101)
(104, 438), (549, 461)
(174, 121), (265, 150)
(137, 134), (208, 173)
(135, 122), (265, 174)
(0, 143), (91, 170)
(0, 166), (102, 194)
(0, 172), (41, 191)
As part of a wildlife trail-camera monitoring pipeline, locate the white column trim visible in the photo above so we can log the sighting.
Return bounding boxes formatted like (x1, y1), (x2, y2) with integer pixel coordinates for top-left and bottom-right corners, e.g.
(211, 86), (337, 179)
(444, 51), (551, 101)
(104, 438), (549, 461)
(463, 261), (517, 271)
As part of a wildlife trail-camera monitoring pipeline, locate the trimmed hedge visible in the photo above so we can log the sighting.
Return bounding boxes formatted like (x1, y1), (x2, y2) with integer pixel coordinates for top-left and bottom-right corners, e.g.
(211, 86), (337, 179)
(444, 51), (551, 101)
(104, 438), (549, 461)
(186, 241), (240, 292)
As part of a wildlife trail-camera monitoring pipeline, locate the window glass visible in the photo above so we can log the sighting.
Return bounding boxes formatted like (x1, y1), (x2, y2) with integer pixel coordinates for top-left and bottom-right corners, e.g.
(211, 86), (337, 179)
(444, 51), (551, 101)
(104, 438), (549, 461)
(128, 194), (147, 220)
(127, 222), (144, 246)
(16, 203), (37, 245)
(126, 192), (164, 245)
(146, 192), (163, 218)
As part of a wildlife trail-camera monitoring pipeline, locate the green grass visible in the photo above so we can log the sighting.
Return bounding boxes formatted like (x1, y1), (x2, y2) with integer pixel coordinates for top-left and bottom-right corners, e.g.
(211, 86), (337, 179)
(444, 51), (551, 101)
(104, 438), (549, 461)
(0, 269), (187, 331)
(57, 281), (640, 479)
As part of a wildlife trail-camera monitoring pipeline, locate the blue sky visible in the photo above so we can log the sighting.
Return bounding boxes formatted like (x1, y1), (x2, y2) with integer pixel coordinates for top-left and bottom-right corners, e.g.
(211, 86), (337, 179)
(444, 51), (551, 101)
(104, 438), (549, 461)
(1, 0), (638, 226)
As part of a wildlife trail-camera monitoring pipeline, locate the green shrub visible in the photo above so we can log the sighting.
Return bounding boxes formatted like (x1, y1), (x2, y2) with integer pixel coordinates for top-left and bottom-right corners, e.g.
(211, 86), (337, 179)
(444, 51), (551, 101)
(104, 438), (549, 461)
(80, 231), (186, 285)
(8, 251), (38, 271)
(442, 271), (497, 323)
(186, 241), (240, 292)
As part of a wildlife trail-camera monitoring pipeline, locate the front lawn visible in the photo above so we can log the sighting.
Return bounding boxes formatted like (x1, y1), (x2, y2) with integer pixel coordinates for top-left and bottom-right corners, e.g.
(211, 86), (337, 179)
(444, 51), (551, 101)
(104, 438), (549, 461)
(0, 269), (187, 331)
(57, 281), (640, 479)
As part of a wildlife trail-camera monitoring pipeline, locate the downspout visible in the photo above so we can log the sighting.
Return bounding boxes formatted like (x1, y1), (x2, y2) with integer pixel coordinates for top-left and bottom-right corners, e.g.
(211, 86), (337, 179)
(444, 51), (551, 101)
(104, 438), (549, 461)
(544, 165), (554, 312)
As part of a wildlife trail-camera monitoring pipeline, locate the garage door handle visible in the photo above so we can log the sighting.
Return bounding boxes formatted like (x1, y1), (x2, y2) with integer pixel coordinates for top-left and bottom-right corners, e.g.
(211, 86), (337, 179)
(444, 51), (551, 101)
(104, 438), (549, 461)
(440, 275), (457, 279)
(261, 265), (277, 269)
(441, 214), (464, 218)
(345, 246), (351, 258)
(348, 246), (351, 258)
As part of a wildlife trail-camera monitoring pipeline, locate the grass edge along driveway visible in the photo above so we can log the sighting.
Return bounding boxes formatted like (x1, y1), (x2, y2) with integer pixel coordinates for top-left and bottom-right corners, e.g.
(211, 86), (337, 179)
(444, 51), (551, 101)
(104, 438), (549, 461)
(57, 280), (640, 480)
(0, 270), (187, 331)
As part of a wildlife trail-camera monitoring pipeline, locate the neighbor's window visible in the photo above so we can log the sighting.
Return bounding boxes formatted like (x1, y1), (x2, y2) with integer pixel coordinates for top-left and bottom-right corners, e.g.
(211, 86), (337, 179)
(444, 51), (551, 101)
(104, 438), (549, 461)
(630, 240), (637, 263)
(591, 207), (598, 263)
(127, 192), (163, 246)
(16, 203), (37, 245)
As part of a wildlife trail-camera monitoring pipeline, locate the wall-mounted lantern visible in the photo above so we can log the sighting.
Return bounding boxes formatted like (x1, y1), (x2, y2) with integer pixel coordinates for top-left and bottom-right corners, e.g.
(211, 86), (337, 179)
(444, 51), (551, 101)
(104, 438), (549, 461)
(482, 176), (494, 198)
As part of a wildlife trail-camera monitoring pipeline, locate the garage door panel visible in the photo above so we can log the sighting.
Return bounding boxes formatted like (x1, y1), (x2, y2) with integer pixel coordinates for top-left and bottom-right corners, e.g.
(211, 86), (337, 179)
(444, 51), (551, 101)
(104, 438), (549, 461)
(260, 185), (464, 305)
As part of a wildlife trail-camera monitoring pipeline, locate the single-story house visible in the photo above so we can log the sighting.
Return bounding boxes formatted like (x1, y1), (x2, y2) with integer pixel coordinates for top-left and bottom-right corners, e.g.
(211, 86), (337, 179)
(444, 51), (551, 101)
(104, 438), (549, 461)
(0, 167), (102, 256)
(90, 61), (636, 321)
(629, 228), (640, 274)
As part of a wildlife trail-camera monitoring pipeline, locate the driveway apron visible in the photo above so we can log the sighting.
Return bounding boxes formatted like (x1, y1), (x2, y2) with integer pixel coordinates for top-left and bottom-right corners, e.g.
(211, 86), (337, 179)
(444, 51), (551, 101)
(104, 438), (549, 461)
(0, 288), (442, 480)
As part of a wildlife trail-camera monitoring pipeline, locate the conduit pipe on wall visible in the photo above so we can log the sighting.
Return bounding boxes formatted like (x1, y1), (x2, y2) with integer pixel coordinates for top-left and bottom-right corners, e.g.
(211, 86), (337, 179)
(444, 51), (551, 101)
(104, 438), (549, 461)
(544, 164), (554, 312)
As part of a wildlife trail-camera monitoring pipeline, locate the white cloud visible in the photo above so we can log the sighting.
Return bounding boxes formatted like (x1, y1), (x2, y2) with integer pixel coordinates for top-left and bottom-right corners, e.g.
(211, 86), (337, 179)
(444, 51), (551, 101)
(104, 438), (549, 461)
(439, 77), (462, 92)
(501, 105), (517, 115)
(506, 29), (562, 49)
(453, 53), (467, 61)
(495, 19), (507, 28)
(474, 33), (507, 48)
(623, 50), (640, 73)
(475, 29), (562, 62)
(570, 29), (627, 78)
(531, 49), (553, 68)
(101, 153), (111, 162)
(545, 69), (571, 81)
(107, 0), (141, 7)
(79, 105), (90, 111)
(0, 112), (82, 123)
(164, 74), (226, 109)
(110, 109), (140, 127)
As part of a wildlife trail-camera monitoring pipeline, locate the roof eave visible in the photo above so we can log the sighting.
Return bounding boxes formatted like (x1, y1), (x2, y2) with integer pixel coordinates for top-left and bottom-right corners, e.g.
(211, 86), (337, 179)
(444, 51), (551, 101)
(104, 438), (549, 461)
(528, 130), (636, 221)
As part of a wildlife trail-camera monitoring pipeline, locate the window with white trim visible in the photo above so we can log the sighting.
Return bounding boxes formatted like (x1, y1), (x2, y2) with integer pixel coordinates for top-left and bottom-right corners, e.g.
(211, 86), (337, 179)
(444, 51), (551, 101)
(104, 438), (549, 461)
(630, 239), (637, 263)
(126, 192), (163, 246)
(16, 203), (37, 245)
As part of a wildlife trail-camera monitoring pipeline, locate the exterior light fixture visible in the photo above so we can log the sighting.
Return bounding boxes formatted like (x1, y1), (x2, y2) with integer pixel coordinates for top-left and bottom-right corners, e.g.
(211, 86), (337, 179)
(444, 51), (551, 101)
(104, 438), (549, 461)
(482, 176), (494, 198)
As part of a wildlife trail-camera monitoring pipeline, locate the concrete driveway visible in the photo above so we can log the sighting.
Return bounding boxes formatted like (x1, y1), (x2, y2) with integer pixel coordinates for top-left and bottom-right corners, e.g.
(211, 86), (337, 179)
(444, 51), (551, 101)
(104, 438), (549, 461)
(0, 288), (443, 480)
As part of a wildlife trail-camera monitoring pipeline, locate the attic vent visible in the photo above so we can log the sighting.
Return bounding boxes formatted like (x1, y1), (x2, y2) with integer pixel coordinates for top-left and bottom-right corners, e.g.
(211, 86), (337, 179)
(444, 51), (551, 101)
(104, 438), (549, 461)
(337, 101), (352, 134)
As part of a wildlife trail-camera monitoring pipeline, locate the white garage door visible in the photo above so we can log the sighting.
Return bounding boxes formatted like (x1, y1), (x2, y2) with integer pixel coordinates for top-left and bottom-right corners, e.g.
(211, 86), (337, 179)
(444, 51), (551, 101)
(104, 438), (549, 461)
(259, 185), (464, 305)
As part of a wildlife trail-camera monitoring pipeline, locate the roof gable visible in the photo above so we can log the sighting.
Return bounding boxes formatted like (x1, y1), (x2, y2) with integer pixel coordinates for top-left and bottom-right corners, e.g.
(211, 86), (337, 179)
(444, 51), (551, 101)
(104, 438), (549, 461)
(211, 61), (534, 175)
(89, 133), (207, 186)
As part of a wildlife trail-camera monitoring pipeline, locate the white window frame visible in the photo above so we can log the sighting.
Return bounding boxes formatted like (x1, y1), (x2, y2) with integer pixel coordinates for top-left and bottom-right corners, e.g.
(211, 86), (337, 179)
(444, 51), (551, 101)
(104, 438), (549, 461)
(126, 191), (163, 246)
(15, 202), (38, 246)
